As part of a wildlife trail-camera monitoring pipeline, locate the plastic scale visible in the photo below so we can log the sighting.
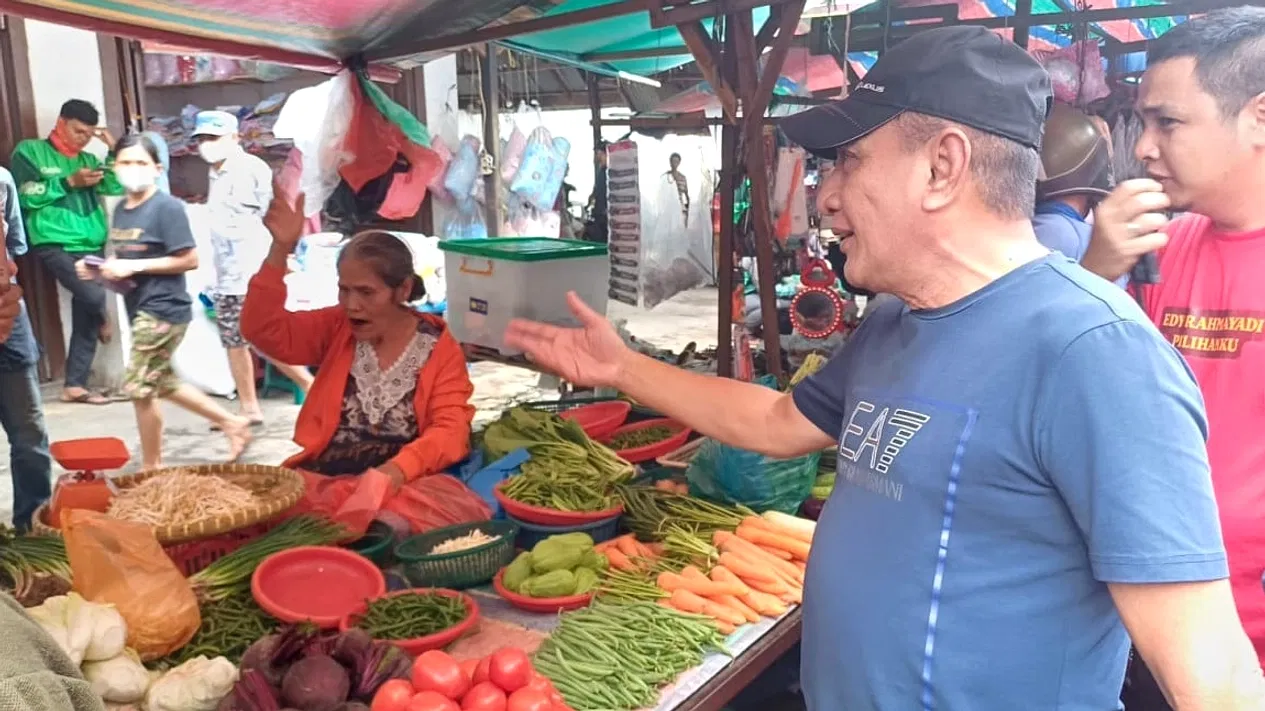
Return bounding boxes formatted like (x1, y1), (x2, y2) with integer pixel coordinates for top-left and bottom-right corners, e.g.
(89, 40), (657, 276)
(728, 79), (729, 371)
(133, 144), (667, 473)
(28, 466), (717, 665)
(46, 437), (130, 527)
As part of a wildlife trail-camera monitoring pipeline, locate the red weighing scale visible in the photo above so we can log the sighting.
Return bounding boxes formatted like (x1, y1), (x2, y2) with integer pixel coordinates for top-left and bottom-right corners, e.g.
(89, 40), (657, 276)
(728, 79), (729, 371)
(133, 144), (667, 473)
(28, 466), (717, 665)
(46, 437), (130, 528)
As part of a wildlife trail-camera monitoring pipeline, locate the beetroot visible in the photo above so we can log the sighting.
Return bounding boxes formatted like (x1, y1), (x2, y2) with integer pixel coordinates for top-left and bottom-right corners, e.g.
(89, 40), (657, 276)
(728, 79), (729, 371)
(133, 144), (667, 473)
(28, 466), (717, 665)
(281, 654), (350, 711)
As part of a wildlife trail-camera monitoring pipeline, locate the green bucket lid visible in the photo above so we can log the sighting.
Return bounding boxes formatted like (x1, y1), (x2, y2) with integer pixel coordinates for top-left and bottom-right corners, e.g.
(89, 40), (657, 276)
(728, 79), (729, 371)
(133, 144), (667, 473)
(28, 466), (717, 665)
(439, 237), (608, 262)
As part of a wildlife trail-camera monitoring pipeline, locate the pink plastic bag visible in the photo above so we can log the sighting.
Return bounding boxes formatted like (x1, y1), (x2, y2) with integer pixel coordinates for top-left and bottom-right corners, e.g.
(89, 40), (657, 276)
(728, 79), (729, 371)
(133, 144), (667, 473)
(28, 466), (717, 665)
(1033, 41), (1110, 105)
(293, 470), (490, 538)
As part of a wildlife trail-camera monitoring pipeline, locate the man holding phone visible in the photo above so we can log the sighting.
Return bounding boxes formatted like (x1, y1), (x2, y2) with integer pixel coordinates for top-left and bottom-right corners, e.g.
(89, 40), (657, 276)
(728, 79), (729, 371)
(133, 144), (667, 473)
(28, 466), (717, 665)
(1082, 8), (1265, 709)
(11, 99), (121, 405)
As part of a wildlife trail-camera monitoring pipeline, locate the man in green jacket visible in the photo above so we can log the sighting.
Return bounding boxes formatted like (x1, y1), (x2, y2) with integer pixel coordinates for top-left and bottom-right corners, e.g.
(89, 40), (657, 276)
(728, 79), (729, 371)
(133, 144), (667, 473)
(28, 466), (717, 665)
(11, 99), (121, 405)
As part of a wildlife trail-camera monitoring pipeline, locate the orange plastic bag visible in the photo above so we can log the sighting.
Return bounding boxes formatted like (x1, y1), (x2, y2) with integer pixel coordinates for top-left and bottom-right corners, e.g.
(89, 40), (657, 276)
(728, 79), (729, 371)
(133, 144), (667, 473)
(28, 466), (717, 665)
(294, 470), (490, 537)
(61, 510), (200, 660)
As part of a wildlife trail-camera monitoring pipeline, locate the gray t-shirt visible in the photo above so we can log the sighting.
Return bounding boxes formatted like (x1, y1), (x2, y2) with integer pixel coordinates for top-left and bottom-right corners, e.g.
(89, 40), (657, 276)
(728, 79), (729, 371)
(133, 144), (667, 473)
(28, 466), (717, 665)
(108, 192), (196, 324)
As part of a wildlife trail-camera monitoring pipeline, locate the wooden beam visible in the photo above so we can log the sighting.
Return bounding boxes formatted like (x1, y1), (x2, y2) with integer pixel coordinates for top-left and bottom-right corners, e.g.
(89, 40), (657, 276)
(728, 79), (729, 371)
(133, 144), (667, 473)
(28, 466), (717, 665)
(747, 0), (806, 133)
(649, 0), (803, 29)
(716, 26), (739, 379)
(481, 43), (502, 236)
(677, 20), (739, 122)
(376, 0), (651, 58)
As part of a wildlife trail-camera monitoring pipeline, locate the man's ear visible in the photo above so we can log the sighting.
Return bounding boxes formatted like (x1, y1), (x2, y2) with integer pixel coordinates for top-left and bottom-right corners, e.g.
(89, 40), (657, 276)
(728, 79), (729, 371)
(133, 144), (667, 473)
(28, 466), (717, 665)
(1246, 91), (1265, 147)
(921, 127), (972, 212)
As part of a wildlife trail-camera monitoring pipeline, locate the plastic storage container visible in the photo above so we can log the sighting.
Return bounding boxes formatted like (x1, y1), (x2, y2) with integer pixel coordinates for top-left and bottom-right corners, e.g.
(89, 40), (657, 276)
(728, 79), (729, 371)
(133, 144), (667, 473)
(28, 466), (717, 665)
(439, 238), (610, 355)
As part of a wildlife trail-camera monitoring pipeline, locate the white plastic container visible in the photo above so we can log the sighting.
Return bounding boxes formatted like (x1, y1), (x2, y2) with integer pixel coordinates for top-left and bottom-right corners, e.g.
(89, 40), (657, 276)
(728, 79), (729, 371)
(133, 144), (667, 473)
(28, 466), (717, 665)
(439, 238), (610, 355)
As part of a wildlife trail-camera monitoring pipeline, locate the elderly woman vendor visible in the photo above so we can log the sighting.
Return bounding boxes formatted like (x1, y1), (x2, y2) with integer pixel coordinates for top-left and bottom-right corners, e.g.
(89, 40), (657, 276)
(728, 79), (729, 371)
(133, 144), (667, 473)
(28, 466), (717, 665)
(240, 188), (473, 487)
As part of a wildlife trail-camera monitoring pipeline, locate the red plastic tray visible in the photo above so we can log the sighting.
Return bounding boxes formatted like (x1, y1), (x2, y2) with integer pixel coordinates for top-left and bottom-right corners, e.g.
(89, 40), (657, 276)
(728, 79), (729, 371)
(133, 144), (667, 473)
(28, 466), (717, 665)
(492, 569), (593, 614)
(49, 437), (130, 472)
(339, 588), (480, 655)
(493, 481), (624, 526)
(602, 419), (693, 465)
(252, 546), (386, 628)
(558, 401), (631, 441)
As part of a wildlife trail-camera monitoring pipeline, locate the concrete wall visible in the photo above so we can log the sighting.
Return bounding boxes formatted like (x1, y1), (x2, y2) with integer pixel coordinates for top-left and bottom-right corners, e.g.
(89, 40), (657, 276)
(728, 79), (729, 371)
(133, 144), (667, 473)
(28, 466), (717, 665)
(24, 21), (126, 390)
(422, 54), (459, 236)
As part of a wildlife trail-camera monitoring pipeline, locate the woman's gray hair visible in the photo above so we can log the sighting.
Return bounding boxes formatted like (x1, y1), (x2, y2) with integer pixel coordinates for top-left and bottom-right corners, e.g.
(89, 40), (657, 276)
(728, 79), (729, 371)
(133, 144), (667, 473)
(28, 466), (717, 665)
(337, 230), (425, 302)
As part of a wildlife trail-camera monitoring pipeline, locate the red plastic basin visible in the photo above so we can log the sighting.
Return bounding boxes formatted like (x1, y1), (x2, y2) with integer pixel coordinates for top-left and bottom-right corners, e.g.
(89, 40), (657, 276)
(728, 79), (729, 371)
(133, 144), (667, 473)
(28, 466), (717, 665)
(252, 546), (386, 628)
(493, 569), (593, 614)
(558, 401), (631, 441)
(493, 481), (624, 526)
(339, 588), (480, 655)
(602, 418), (693, 465)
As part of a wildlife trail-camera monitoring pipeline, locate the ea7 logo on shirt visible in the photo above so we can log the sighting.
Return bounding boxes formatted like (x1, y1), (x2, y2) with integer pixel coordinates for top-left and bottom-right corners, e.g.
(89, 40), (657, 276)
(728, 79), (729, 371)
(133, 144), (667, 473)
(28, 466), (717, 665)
(836, 400), (931, 502)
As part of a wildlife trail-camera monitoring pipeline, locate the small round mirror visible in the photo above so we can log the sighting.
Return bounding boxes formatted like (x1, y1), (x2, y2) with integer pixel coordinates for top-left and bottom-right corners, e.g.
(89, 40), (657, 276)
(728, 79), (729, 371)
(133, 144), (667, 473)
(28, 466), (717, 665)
(790, 288), (843, 339)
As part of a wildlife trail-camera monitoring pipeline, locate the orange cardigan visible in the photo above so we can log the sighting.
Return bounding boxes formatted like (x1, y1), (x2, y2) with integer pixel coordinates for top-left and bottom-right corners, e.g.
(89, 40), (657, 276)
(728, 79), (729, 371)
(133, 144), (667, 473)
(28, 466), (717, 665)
(240, 262), (474, 481)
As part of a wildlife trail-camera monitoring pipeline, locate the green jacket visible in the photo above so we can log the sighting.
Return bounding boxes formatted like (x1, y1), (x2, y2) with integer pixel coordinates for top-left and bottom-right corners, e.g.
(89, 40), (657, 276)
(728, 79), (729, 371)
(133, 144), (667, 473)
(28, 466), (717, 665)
(11, 138), (122, 254)
(0, 593), (104, 711)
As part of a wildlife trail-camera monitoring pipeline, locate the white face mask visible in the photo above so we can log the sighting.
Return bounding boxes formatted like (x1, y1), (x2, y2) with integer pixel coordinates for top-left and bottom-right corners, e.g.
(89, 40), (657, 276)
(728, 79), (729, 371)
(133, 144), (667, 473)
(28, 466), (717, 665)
(116, 166), (157, 194)
(197, 137), (233, 164)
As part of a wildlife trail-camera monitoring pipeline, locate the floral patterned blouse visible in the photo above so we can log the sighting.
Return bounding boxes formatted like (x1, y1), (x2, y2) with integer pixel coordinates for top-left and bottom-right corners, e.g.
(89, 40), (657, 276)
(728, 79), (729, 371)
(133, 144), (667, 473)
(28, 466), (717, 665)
(305, 320), (440, 476)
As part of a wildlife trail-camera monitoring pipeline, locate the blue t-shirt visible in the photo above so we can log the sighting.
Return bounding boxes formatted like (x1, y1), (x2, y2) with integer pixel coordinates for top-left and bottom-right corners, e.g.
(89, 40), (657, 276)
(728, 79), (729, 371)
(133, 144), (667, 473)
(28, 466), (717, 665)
(1032, 201), (1129, 289)
(791, 254), (1226, 711)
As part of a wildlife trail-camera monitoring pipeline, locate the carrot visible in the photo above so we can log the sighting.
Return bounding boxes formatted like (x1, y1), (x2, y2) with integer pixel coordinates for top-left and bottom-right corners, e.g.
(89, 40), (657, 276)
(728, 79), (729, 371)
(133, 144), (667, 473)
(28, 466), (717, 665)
(718, 531), (806, 582)
(715, 552), (777, 584)
(615, 535), (642, 558)
(741, 589), (789, 617)
(756, 543), (794, 561)
(712, 594), (760, 623)
(659, 569), (748, 597)
(605, 548), (636, 572)
(746, 575), (791, 596)
(670, 589), (745, 626)
(736, 523), (811, 562)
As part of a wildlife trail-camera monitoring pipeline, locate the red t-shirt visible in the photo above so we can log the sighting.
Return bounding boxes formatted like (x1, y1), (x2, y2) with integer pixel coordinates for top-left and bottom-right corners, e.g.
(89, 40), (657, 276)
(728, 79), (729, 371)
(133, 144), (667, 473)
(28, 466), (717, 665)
(1143, 214), (1265, 662)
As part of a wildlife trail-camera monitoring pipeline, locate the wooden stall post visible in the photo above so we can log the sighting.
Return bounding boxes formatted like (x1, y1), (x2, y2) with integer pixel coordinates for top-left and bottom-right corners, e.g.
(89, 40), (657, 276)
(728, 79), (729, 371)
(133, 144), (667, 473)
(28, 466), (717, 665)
(481, 42), (502, 236)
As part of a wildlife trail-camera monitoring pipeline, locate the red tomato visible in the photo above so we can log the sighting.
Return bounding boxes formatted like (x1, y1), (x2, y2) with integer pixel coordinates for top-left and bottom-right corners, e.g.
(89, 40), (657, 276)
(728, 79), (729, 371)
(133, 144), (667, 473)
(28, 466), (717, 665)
(460, 659), (479, 682)
(371, 679), (417, 711)
(461, 681), (508, 711)
(472, 657), (492, 685)
(547, 690), (565, 708)
(523, 675), (554, 696)
(412, 650), (471, 701)
(505, 688), (552, 711)
(488, 648), (533, 693)
(409, 691), (461, 711)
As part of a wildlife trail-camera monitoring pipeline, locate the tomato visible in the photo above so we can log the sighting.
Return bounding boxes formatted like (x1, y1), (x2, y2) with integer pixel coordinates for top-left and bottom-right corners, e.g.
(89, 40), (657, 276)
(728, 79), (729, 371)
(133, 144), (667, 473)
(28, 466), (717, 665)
(409, 690), (461, 711)
(372, 679), (417, 711)
(547, 690), (565, 708)
(412, 650), (471, 700)
(460, 659), (479, 682)
(523, 675), (554, 696)
(488, 648), (533, 693)
(505, 688), (552, 711)
(472, 657), (492, 685)
(461, 681), (508, 711)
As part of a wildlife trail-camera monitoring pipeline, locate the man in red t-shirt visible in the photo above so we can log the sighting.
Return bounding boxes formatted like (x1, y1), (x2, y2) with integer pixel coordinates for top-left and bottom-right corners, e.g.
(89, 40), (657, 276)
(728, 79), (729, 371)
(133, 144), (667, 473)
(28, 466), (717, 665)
(1084, 7), (1265, 708)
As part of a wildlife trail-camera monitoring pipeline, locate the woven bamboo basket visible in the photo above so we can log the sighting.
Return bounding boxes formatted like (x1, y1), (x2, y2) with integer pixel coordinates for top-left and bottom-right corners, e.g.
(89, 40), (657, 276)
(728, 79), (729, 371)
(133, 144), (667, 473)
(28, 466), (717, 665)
(33, 463), (305, 545)
(655, 437), (708, 470)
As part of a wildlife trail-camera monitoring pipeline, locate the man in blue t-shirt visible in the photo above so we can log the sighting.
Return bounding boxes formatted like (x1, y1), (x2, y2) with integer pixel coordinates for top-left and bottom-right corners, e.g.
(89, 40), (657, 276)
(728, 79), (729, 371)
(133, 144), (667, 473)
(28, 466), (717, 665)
(502, 26), (1264, 711)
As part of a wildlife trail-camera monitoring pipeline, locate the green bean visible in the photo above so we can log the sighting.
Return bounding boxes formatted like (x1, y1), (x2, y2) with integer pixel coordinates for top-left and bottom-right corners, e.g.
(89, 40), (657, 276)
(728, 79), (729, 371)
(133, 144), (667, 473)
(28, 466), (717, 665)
(607, 426), (674, 451)
(357, 591), (467, 641)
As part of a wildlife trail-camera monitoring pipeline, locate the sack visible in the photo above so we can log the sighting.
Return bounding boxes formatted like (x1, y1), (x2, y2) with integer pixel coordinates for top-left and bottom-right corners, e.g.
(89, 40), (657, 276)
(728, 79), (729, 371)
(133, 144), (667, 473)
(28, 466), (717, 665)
(294, 469), (491, 537)
(62, 510), (200, 661)
(685, 440), (820, 514)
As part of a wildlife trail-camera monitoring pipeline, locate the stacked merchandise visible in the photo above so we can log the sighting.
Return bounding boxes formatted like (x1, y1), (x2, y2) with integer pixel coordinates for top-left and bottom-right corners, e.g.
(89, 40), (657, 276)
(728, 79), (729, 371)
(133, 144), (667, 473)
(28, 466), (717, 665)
(146, 93), (292, 159)
(606, 141), (641, 306)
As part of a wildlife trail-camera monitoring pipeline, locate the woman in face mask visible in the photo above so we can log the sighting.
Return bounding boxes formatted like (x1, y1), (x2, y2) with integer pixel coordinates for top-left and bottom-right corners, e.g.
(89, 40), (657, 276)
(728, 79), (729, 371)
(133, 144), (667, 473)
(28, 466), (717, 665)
(78, 134), (252, 469)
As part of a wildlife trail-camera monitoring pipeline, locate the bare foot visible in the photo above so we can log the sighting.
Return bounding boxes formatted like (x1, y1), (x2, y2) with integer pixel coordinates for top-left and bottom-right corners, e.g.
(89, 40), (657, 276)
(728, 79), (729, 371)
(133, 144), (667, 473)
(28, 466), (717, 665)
(220, 417), (253, 462)
(61, 388), (109, 405)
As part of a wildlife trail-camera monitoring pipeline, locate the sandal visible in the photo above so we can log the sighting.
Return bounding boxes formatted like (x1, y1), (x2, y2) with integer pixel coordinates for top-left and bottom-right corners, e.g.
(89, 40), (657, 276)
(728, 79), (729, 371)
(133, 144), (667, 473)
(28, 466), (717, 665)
(210, 417), (264, 432)
(60, 390), (110, 405)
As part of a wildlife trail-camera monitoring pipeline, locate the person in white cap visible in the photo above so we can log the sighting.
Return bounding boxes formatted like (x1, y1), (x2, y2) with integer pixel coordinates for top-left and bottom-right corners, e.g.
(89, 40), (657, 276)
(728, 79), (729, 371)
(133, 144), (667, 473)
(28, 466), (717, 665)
(194, 110), (312, 427)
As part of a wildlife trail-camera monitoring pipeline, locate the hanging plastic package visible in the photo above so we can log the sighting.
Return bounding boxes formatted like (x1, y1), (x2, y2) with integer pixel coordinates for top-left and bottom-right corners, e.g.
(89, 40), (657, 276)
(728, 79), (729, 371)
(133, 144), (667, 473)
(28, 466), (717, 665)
(427, 137), (454, 203)
(61, 511), (200, 661)
(500, 125), (528, 184)
(444, 136), (484, 206)
(272, 70), (355, 218)
(1034, 41), (1110, 105)
(510, 126), (566, 211)
(640, 139), (714, 309)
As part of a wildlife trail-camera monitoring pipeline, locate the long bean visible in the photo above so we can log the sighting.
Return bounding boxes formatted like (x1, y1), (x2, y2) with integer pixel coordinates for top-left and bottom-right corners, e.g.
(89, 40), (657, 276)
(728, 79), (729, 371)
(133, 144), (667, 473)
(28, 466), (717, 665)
(160, 587), (277, 666)
(534, 601), (730, 711)
(357, 591), (467, 641)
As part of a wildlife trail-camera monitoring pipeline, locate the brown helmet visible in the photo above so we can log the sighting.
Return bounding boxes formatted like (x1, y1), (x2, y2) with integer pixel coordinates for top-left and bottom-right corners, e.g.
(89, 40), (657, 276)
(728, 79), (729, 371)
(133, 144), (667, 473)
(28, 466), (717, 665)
(1037, 103), (1112, 202)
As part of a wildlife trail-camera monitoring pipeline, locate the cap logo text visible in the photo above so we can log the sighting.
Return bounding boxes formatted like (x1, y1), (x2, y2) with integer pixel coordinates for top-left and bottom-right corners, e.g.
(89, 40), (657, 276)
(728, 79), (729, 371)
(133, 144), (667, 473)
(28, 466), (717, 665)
(857, 82), (885, 93)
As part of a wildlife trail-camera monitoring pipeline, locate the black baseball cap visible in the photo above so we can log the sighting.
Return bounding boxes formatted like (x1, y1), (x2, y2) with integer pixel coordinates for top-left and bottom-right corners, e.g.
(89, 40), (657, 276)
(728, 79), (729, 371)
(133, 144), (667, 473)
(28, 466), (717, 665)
(780, 26), (1052, 158)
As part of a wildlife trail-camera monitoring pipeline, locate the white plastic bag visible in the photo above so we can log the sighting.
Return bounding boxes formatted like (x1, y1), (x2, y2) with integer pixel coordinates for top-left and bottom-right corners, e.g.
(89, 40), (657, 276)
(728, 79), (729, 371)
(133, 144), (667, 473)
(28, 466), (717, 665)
(145, 656), (238, 711)
(273, 70), (355, 218)
(26, 592), (126, 666)
(83, 649), (150, 703)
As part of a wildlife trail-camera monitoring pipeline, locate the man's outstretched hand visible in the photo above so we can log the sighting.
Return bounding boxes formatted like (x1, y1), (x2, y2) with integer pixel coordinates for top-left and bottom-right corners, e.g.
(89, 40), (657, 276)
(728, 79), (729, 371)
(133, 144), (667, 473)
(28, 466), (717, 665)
(504, 291), (629, 388)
